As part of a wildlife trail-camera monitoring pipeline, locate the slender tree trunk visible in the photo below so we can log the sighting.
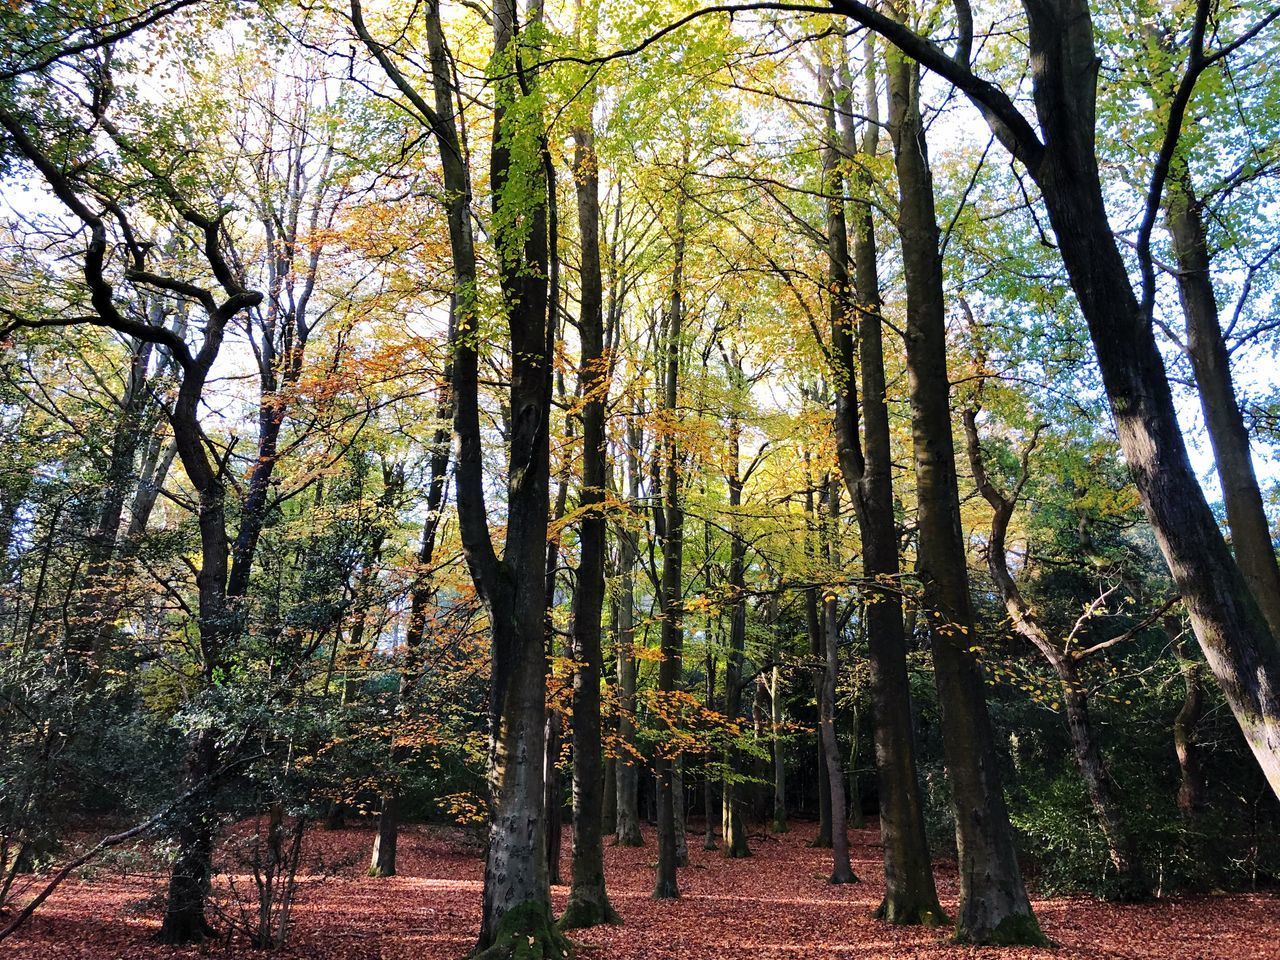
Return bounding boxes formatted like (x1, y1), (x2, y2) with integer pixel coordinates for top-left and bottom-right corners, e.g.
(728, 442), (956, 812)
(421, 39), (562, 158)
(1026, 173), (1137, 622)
(615, 424), (644, 847)
(886, 43), (1042, 945)
(1164, 172), (1280, 642)
(544, 710), (564, 887)
(722, 419), (752, 858)
(1172, 628), (1205, 822)
(847, 701), (864, 830)
(770, 665), (788, 833)
(560, 108), (619, 929)
(704, 650), (719, 850)
(963, 409), (1146, 896)
(823, 46), (942, 923)
(806, 593), (834, 849)
(673, 757), (689, 867)
(370, 385), (452, 879)
(653, 189), (687, 900)
(819, 480), (856, 884)
(602, 757), (617, 838)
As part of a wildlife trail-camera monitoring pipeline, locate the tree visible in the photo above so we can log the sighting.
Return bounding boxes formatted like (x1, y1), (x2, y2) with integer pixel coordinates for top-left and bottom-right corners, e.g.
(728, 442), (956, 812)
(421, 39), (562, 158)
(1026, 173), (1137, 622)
(882, 11), (1042, 943)
(561, 0), (620, 924)
(350, 0), (567, 951)
(963, 403), (1148, 897)
(820, 39), (942, 920)
(823, 0), (1280, 803)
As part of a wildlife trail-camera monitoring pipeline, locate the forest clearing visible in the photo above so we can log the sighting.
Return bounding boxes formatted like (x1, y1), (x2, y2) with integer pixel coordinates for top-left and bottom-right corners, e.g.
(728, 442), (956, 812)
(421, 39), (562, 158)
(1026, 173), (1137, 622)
(4, 0), (1280, 957)
(5, 821), (1279, 959)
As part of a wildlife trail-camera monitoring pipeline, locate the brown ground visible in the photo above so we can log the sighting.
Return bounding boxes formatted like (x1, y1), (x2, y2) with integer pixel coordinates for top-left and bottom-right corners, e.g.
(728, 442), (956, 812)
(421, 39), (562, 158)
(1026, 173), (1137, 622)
(2, 820), (1277, 959)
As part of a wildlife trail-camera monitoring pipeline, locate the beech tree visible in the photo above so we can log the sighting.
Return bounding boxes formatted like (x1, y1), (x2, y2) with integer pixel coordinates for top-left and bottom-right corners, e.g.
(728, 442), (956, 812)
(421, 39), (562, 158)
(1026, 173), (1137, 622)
(820, 0), (1280, 801)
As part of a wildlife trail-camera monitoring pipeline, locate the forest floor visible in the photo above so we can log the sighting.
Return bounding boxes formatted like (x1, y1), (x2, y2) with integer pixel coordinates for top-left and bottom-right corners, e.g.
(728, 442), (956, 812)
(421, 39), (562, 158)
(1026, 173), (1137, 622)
(1, 818), (1277, 959)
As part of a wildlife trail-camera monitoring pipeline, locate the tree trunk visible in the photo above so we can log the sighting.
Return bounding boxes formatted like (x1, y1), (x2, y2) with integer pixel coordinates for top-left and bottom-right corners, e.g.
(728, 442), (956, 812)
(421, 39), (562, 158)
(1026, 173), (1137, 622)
(721, 415), (752, 859)
(1173, 629), (1206, 821)
(770, 665), (788, 833)
(544, 710), (563, 887)
(369, 411), (451, 878)
(886, 43), (1042, 945)
(807, 587), (834, 850)
(615, 423), (644, 848)
(1164, 172), (1280, 642)
(673, 757), (689, 867)
(352, 2), (565, 951)
(369, 790), (399, 878)
(158, 729), (219, 944)
(614, 419), (645, 849)
(602, 757), (618, 839)
(1018, 0), (1280, 802)
(820, 481), (856, 884)
(560, 111), (619, 929)
(823, 45), (942, 923)
(847, 701), (864, 830)
(703, 652), (719, 850)
(653, 188), (686, 900)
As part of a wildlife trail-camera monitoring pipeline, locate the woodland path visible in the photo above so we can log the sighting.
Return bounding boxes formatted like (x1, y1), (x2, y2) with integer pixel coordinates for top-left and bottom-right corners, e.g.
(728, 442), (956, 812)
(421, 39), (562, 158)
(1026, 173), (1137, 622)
(2, 819), (1276, 959)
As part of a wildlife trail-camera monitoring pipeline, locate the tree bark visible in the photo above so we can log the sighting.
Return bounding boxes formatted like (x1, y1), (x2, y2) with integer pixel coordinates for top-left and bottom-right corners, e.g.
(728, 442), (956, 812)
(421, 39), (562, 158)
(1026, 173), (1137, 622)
(885, 41), (1042, 945)
(1163, 171), (1280, 642)
(615, 422), (645, 847)
(804, 465), (834, 850)
(1172, 628), (1206, 821)
(653, 188), (687, 900)
(560, 108), (619, 929)
(819, 479), (856, 884)
(770, 665), (788, 833)
(703, 650), (719, 850)
(823, 47), (942, 922)
(721, 414), (753, 859)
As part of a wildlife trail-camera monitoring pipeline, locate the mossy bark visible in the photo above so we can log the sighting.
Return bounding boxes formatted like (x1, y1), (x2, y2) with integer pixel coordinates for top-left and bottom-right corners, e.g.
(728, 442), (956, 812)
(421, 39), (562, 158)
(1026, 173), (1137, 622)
(471, 901), (573, 960)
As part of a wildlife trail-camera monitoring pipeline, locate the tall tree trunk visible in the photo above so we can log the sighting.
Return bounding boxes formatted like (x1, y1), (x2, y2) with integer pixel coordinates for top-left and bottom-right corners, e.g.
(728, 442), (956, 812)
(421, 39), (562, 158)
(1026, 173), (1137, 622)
(673, 757), (689, 867)
(160, 380), (240, 945)
(819, 479), (856, 884)
(544, 414), (574, 890)
(721, 416), (752, 858)
(615, 423), (645, 847)
(804, 465), (834, 850)
(823, 46), (942, 923)
(371, 378), (452, 878)
(544, 710), (564, 887)
(847, 700), (864, 830)
(560, 105), (619, 929)
(653, 189), (687, 900)
(1163, 171), (1280, 642)
(806, 606), (834, 850)
(703, 650), (719, 850)
(353, 2), (567, 947)
(885, 43), (1042, 946)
